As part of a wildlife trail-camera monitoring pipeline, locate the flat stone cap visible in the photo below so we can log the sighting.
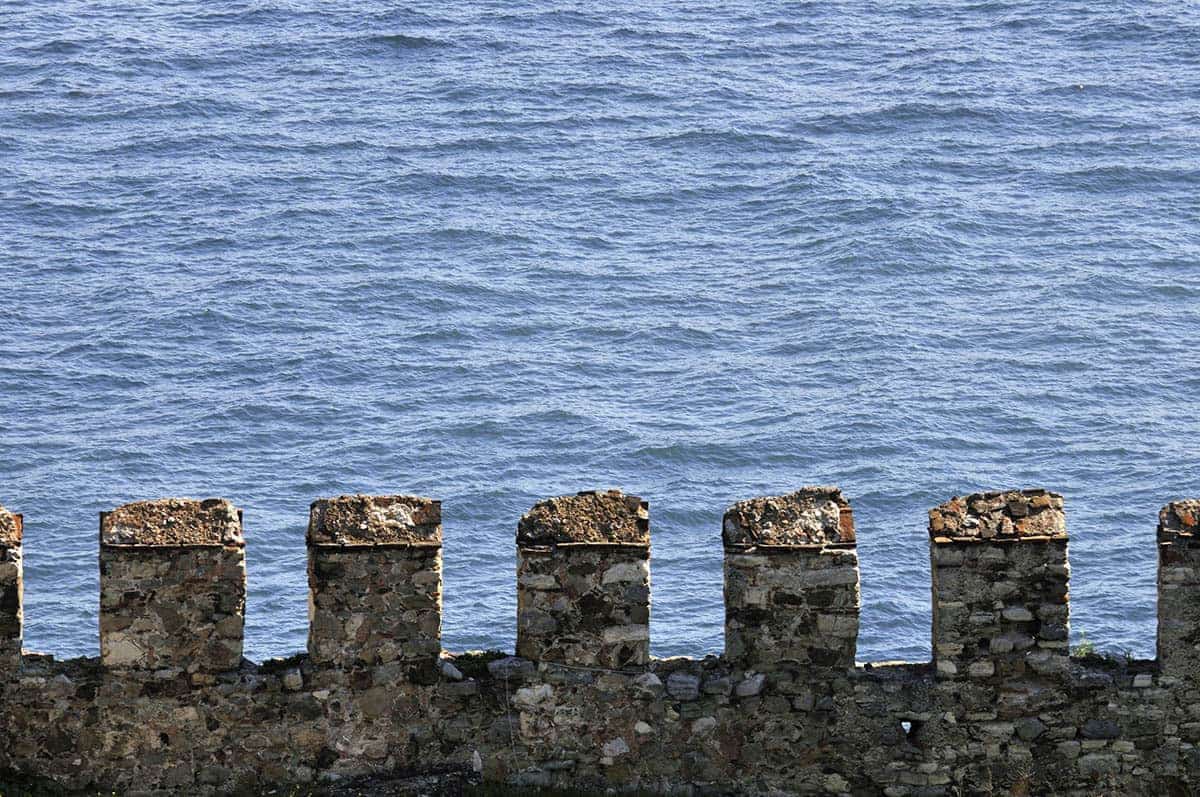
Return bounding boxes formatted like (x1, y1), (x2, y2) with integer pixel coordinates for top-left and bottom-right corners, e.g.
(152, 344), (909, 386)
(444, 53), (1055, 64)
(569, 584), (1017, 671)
(929, 489), (1065, 541)
(517, 490), (649, 547)
(0, 505), (21, 546)
(723, 487), (855, 548)
(307, 494), (442, 546)
(1159, 500), (1200, 541)
(101, 499), (244, 547)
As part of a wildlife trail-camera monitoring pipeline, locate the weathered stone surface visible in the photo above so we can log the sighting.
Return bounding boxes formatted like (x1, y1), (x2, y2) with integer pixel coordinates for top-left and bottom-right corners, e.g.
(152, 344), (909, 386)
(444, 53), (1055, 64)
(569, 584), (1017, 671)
(306, 494), (443, 673)
(930, 489), (1070, 686)
(666, 671), (701, 701)
(308, 546), (442, 670)
(487, 656), (535, 682)
(0, 504), (21, 546)
(100, 545), (245, 672)
(1160, 500), (1200, 537)
(928, 489), (1065, 540)
(516, 490), (649, 547)
(1158, 500), (1200, 679)
(307, 494), (442, 546)
(722, 487), (854, 547)
(101, 498), (243, 547)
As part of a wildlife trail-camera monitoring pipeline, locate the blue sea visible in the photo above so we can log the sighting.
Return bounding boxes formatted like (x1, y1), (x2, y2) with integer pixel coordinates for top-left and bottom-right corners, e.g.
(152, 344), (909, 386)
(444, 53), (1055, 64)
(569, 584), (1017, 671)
(1, 1), (1197, 664)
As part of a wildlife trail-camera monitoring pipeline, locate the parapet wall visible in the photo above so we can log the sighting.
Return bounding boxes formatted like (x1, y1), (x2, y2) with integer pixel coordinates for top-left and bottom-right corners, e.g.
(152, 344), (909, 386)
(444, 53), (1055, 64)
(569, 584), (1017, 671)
(0, 488), (1197, 796)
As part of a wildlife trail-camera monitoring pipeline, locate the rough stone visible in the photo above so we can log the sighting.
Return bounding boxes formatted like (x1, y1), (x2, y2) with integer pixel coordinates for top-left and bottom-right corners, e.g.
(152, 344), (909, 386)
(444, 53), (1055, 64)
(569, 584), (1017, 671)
(666, 672), (701, 701)
(723, 487), (862, 677)
(440, 659), (464, 681)
(100, 501), (246, 672)
(1082, 718), (1121, 739)
(1016, 717), (1047, 741)
(487, 656), (535, 682)
(307, 494), (441, 546)
(101, 498), (243, 547)
(516, 493), (650, 668)
(928, 489), (1065, 540)
(722, 487), (854, 547)
(516, 490), (649, 546)
(735, 673), (765, 697)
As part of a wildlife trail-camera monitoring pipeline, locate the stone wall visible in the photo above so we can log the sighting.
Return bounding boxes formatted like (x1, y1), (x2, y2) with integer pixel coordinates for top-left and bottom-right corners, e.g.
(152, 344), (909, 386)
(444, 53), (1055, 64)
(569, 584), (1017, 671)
(723, 487), (859, 671)
(0, 488), (1198, 796)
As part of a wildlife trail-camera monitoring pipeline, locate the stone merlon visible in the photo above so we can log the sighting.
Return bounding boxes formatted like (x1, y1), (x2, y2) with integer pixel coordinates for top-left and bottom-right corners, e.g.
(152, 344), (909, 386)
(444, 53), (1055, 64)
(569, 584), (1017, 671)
(0, 504), (21, 546)
(928, 488), (1066, 541)
(516, 489), (649, 547)
(100, 498), (243, 547)
(307, 494), (442, 546)
(1159, 499), (1200, 541)
(722, 486), (854, 548)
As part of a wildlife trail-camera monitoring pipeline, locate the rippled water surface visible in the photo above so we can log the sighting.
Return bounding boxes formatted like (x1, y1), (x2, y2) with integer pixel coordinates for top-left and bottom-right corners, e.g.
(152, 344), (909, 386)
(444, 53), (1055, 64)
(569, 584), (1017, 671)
(2, 1), (1198, 663)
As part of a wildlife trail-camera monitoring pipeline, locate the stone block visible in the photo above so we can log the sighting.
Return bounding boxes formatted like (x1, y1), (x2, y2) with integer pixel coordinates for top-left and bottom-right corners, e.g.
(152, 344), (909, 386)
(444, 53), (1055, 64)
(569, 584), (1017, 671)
(0, 505), (22, 669)
(1158, 499), (1200, 679)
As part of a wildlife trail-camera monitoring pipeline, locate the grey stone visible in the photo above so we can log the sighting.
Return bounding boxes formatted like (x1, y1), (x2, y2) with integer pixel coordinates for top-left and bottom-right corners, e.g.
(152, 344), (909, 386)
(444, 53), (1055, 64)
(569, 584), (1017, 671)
(735, 673), (766, 697)
(666, 672), (701, 701)
(440, 659), (464, 681)
(632, 672), (664, 700)
(1015, 717), (1047, 741)
(1081, 719), (1121, 739)
(487, 656), (535, 682)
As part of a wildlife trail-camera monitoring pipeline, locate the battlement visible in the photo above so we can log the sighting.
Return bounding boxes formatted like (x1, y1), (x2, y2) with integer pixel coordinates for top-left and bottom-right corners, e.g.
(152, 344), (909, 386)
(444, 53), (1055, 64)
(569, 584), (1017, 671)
(723, 487), (859, 670)
(928, 489), (1071, 685)
(1, 487), (1199, 796)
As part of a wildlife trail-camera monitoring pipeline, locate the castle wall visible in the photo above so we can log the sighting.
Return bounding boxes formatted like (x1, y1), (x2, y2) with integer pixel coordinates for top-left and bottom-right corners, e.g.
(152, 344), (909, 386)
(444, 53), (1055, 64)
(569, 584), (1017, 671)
(0, 488), (1197, 796)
